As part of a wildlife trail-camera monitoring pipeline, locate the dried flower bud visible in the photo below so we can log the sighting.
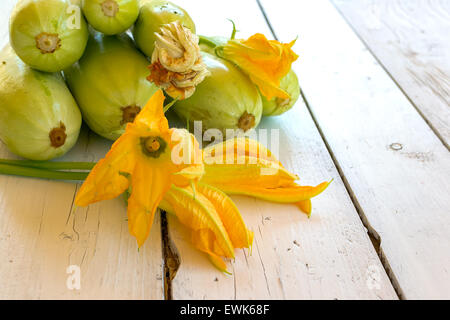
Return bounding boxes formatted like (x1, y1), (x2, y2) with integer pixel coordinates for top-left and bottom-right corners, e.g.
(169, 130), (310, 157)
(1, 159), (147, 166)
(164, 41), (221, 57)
(147, 21), (210, 100)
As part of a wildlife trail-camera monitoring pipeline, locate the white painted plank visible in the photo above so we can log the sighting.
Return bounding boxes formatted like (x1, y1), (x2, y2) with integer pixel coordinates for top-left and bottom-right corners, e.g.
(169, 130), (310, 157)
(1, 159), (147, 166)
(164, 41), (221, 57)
(260, 0), (450, 299)
(332, 0), (450, 148)
(167, 0), (397, 300)
(0, 0), (164, 299)
(0, 0), (15, 49)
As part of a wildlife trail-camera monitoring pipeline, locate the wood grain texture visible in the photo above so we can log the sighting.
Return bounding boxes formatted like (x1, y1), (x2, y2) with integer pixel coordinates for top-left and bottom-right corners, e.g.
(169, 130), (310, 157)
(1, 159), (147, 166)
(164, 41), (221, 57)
(260, 0), (450, 299)
(167, 0), (397, 300)
(332, 0), (450, 148)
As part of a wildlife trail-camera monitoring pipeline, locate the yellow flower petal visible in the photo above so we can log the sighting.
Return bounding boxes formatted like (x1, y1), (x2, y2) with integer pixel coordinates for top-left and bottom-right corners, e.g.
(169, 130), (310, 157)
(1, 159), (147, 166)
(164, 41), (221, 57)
(297, 199), (312, 218)
(164, 186), (235, 258)
(173, 165), (204, 185)
(170, 128), (204, 187)
(75, 89), (204, 247)
(208, 253), (231, 274)
(221, 33), (298, 100)
(203, 136), (282, 166)
(129, 160), (175, 247)
(191, 228), (230, 258)
(210, 181), (331, 203)
(202, 156), (298, 189)
(133, 89), (168, 133)
(197, 183), (253, 249)
(200, 137), (330, 216)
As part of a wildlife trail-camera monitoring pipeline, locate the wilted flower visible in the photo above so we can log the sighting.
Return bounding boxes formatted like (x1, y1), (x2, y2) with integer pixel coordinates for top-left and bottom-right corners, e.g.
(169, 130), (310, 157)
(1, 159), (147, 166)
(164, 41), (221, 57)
(147, 21), (210, 100)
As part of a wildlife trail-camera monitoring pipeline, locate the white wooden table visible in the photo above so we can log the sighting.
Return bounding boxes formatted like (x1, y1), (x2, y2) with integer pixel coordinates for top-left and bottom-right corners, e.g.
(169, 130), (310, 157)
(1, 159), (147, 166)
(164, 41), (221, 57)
(0, 0), (449, 300)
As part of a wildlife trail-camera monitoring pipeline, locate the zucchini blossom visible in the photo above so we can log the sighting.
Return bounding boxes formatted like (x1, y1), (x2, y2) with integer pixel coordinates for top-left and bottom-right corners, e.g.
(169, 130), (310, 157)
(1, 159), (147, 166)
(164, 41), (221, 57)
(218, 33), (299, 100)
(75, 90), (204, 247)
(147, 21), (210, 100)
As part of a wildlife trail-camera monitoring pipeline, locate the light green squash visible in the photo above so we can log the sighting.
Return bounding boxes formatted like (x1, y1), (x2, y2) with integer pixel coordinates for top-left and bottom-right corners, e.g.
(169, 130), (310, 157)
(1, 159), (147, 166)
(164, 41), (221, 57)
(133, 0), (196, 57)
(173, 52), (262, 133)
(0, 45), (82, 160)
(64, 32), (159, 140)
(9, 0), (89, 72)
(81, 0), (140, 35)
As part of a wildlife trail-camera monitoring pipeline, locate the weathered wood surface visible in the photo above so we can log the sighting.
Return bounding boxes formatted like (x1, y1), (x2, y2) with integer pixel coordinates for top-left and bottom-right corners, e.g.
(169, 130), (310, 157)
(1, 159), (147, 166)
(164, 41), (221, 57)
(0, 0), (164, 299)
(332, 0), (450, 148)
(1, 0), (449, 300)
(167, 0), (397, 300)
(260, 0), (450, 299)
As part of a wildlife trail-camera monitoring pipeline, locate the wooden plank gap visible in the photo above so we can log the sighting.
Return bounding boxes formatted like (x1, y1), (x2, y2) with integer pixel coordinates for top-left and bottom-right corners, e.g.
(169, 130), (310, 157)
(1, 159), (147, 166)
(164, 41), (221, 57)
(166, 0), (397, 300)
(258, 0), (403, 300)
(330, 0), (449, 151)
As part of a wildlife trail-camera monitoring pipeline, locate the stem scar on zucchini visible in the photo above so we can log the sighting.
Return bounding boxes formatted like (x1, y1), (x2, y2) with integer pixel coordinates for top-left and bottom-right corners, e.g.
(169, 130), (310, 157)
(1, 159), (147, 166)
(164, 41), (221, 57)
(101, 0), (119, 18)
(121, 105), (141, 125)
(35, 33), (61, 54)
(49, 122), (67, 148)
(238, 112), (256, 132)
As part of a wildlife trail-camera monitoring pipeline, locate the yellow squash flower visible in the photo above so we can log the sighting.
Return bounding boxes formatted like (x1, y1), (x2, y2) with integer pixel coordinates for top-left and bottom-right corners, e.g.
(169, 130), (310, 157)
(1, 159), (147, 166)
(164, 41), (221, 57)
(219, 33), (299, 100)
(160, 183), (253, 273)
(75, 90), (204, 247)
(201, 137), (330, 218)
(158, 137), (329, 273)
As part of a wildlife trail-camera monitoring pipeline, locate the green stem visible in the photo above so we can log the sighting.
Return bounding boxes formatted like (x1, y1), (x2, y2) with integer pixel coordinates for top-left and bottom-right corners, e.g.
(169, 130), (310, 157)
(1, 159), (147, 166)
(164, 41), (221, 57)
(0, 159), (95, 170)
(163, 98), (178, 113)
(227, 19), (237, 40)
(0, 164), (88, 181)
(198, 35), (220, 49)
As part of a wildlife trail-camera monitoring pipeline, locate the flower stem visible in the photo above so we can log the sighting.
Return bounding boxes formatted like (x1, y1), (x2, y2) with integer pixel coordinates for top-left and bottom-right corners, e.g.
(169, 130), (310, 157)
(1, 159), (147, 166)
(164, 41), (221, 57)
(227, 19), (237, 40)
(0, 159), (95, 170)
(163, 98), (178, 113)
(0, 163), (88, 181)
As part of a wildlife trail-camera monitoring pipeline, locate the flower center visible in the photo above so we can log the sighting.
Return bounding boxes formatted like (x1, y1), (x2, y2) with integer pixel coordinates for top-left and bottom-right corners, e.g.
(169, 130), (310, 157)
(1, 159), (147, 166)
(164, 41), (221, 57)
(101, 0), (119, 17)
(49, 122), (67, 148)
(145, 138), (160, 152)
(141, 136), (167, 158)
(35, 32), (61, 54)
